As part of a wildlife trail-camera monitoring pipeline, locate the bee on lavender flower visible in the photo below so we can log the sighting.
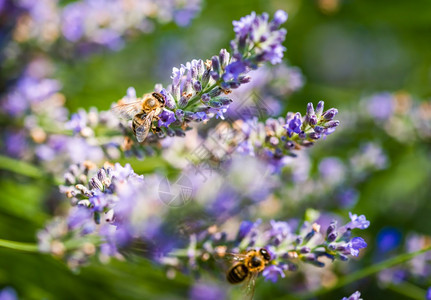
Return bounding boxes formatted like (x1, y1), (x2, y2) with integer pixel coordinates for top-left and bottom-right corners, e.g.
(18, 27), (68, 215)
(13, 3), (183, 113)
(226, 248), (271, 299)
(111, 92), (165, 142)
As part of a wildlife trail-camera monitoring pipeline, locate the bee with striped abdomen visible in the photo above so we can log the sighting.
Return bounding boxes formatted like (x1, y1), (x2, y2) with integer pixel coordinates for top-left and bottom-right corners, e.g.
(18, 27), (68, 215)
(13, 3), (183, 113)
(226, 248), (272, 299)
(111, 92), (165, 142)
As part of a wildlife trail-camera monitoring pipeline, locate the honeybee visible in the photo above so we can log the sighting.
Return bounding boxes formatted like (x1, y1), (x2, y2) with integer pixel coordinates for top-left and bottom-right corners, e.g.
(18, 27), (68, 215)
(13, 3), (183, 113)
(226, 248), (271, 299)
(111, 92), (165, 142)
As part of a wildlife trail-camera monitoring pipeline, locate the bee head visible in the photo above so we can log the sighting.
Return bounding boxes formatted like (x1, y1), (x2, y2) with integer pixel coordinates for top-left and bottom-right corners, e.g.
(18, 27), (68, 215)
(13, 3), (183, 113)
(152, 92), (166, 106)
(249, 255), (263, 268)
(259, 248), (271, 263)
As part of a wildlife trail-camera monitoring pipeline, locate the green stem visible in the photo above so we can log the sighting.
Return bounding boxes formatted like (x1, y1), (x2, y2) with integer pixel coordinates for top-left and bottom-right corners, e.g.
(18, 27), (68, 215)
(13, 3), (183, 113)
(0, 154), (44, 179)
(0, 235), (102, 254)
(387, 281), (427, 300)
(184, 83), (218, 109)
(289, 245), (431, 299)
(0, 154), (62, 185)
(0, 238), (39, 252)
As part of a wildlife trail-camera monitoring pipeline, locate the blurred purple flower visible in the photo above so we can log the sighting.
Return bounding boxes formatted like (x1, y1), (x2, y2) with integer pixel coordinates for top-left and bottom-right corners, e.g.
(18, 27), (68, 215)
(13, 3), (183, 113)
(67, 112), (87, 133)
(0, 287), (17, 300)
(68, 206), (95, 235)
(377, 227), (402, 253)
(222, 60), (247, 82)
(262, 264), (286, 282)
(61, 3), (84, 42)
(2, 76), (61, 116)
(190, 282), (226, 300)
(3, 130), (27, 158)
(367, 92), (394, 121)
(319, 157), (345, 182)
(342, 291), (362, 300)
(337, 188), (359, 208)
(269, 220), (291, 242)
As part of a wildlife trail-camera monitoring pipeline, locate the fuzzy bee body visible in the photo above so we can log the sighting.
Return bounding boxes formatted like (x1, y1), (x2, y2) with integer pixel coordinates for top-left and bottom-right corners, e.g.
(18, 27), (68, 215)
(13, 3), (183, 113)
(227, 263), (249, 284)
(112, 92), (165, 142)
(225, 248), (272, 298)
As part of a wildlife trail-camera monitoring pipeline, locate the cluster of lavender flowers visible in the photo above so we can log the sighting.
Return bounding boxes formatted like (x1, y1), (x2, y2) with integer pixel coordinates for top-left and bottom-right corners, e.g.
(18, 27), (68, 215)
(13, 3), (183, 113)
(38, 161), (173, 268)
(1, 10), (293, 176)
(8, 0), (201, 51)
(126, 10), (289, 136)
(192, 101), (340, 172)
(163, 212), (370, 284)
(0, 59), (109, 174)
(1, 8), (378, 299)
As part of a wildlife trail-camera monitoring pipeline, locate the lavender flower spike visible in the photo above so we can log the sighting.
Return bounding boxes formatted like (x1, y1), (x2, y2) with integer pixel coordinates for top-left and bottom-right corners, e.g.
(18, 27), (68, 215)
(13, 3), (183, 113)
(113, 11), (288, 142)
(165, 212), (369, 284)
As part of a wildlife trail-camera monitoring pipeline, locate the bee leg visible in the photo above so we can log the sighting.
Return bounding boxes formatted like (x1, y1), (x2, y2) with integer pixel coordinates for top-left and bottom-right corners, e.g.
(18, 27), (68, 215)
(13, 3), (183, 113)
(151, 126), (161, 134)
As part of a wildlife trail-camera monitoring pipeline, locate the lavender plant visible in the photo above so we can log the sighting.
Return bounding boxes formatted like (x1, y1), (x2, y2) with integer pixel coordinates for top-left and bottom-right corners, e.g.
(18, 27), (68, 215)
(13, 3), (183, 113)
(1, 10), (292, 172)
(197, 101), (340, 172)
(163, 212), (369, 281)
(117, 10), (290, 140)
(2, 5), (431, 300)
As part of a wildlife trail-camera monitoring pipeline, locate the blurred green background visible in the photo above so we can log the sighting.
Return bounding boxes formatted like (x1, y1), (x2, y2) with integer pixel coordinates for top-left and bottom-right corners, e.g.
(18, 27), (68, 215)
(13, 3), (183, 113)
(2, 0), (431, 299)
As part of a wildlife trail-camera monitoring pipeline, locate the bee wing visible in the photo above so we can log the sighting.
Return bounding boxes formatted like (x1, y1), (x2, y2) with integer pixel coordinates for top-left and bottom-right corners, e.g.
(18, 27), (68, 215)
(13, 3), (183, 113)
(224, 253), (247, 263)
(135, 110), (156, 142)
(111, 100), (143, 119)
(242, 271), (258, 300)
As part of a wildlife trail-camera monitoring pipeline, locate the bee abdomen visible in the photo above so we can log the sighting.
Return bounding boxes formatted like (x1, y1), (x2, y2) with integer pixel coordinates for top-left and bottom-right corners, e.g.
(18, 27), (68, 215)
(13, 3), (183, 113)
(227, 264), (249, 284)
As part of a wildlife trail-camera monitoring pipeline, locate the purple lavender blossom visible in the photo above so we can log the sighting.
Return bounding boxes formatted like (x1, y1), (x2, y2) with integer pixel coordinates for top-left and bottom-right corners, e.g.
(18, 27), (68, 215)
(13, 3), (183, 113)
(284, 113), (302, 136)
(343, 237), (368, 257)
(158, 109), (176, 128)
(222, 60), (247, 82)
(426, 287), (431, 300)
(345, 212), (371, 230)
(342, 291), (362, 300)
